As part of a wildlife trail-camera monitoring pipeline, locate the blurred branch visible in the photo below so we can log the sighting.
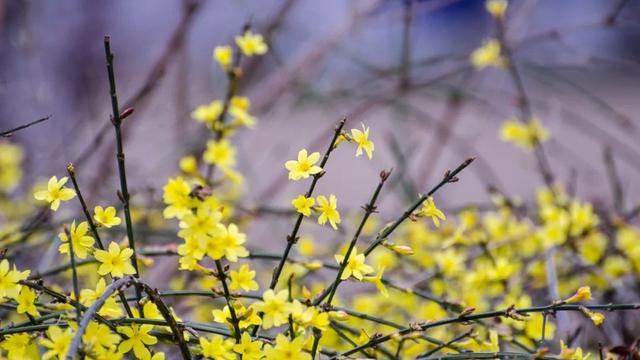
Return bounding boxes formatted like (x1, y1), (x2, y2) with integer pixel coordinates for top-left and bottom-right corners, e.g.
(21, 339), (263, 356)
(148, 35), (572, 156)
(74, 0), (204, 168)
(0, 115), (51, 137)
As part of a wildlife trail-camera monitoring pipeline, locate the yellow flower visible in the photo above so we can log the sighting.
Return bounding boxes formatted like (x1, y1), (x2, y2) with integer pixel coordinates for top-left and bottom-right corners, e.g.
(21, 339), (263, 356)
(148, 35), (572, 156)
(316, 194), (341, 230)
(285, 149), (322, 180)
(213, 45), (233, 69)
(93, 206), (121, 228)
(364, 266), (388, 297)
(33, 176), (76, 211)
(178, 203), (222, 243)
(16, 287), (39, 316)
(39, 325), (73, 360)
(1, 333), (32, 359)
(500, 117), (550, 151)
(263, 334), (311, 360)
(80, 278), (123, 318)
(235, 30), (268, 56)
(254, 289), (291, 329)
(179, 155), (198, 175)
(589, 311), (605, 326)
(0, 259), (29, 300)
(292, 195), (315, 216)
(335, 247), (374, 281)
(200, 335), (235, 359)
(0, 141), (24, 192)
(470, 39), (505, 69)
(94, 242), (136, 278)
(229, 264), (259, 292)
(206, 223), (249, 262)
(229, 96), (257, 128)
(416, 196), (446, 227)
(233, 332), (262, 360)
(558, 340), (591, 360)
(212, 303), (261, 329)
(486, 0), (507, 18)
(564, 286), (592, 304)
(58, 221), (95, 259)
(203, 139), (236, 169)
(117, 324), (157, 360)
(350, 124), (374, 160)
(83, 321), (121, 353)
(162, 176), (197, 220)
(191, 100), (223, 126)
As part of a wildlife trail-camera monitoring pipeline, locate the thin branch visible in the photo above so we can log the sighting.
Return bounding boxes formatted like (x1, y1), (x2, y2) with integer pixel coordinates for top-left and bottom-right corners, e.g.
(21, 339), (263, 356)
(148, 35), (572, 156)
(0, 115), (51, 137)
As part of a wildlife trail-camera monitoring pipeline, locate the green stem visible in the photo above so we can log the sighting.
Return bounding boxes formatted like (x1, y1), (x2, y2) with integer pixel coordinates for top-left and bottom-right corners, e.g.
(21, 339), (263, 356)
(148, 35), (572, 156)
(214, 259), (242, 342)
(104, 36), (142, 306)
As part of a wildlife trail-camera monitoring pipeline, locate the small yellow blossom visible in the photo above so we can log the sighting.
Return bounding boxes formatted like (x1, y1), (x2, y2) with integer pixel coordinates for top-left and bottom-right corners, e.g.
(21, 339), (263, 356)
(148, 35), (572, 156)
(117, 324), (157, 360)
(212, 303), (261, 329)
(292, 195), (315, 216)
(83, 321), (121, 353)
(93, 206), (121, 228)
(558, 340), (591, 360)
(1, 333), (33, 359)
(285, 149), (322, 180)
(179, 155), (198, 175)
(335, 247), (374, 281)
(200, 335), (235, 360)
(364, 266), (388, 297)
(162, 176), (198, 220)
(16, 287), (39, 316)
(33, 176), (76, 211)
(39, 325), (73, 360)
(203, 139), (236, 169)
(350, 124), (374, 160)
(191, 100), (223, 126)
(263, 334), (311, 360)
(206, 223), (249, 262)
(486, 0), (507, 18)
(316, 194), (341, 229)
(229, 264), (259, 292)
(564, 286), (592, 304)
(588, 311), (605, 326)
(416, 196), (446, 227)
(94, 242), (136, 278)
(253, 289), (291, 329)
(0, 141), (24, 192)
(500, 117), (549, 151)
(470, 39), (505, 69)
(80, 278), (123, 318)
(58, 221), (95, 259)
(0, 259), (29, 300)
(213, 45), (233, 69)
(233, 332), (262, 360)
(235, 30), (268, 56)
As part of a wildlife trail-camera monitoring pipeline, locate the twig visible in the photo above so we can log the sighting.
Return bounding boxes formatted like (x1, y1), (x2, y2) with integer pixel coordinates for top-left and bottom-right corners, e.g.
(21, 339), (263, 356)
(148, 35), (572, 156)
(334, 303), (640, 358)
(603, 146), (624, 213)
(136, 281), (192, 359)
(214, 259), (242, 342)
(364, 157), (474, 256)
(66, 162), (134, 318)
(0, 115), (51, 137)
(104, 37), (142, 306)
(268, 118), (346, 290)
(64, 227), (82, 323)
(310, 170), (391, 358)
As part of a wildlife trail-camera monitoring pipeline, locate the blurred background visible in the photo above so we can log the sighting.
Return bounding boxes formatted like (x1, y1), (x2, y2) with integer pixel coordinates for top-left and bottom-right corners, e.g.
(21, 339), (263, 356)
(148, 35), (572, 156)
(2, 0), (640, 214)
